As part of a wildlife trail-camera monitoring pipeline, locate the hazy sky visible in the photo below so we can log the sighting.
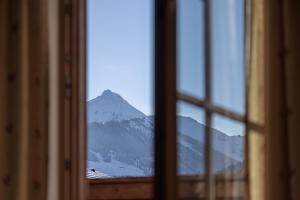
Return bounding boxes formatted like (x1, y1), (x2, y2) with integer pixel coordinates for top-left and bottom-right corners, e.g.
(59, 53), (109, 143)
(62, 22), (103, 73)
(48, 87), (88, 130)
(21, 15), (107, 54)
(87, 0), (245, 136)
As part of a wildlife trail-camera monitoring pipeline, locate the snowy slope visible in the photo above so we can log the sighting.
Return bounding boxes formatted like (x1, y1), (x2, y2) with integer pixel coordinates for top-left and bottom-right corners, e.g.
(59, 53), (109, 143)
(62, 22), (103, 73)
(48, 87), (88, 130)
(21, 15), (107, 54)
(87, 168), (112, 179)
(88, 119), (239, 176)
(88, 150), (146, 177)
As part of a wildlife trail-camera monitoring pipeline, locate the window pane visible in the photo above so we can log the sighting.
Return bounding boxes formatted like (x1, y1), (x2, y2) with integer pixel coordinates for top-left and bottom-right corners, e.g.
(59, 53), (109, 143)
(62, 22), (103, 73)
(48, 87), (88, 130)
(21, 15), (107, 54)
(177, 100), (206, 199)
(87, 0), (154, 179)
(212, 114), (245, 173)
(177, 100), (206, 176)
(177, 0), (205, 99)
(212, 0), (245, 115)
(212, 114), (246, 199)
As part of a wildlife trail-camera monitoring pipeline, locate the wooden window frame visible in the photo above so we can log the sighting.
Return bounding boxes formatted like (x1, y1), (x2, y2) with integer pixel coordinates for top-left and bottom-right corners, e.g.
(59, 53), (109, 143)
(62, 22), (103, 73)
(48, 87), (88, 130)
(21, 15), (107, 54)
(59, 0), (249, 199)
(59, 0), (87, 199)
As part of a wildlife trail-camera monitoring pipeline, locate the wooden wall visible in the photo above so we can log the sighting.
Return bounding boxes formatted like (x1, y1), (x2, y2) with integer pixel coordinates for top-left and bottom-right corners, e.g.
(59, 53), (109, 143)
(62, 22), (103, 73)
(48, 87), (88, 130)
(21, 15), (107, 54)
(282, 1), (300, 200)
(264, 0), (300, 200)
(0, 0), (49, 200)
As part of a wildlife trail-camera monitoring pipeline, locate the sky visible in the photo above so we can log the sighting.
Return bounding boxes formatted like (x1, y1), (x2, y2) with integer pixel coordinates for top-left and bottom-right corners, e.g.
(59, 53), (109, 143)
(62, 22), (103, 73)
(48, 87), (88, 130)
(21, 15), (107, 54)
(87, 0), (245, 136)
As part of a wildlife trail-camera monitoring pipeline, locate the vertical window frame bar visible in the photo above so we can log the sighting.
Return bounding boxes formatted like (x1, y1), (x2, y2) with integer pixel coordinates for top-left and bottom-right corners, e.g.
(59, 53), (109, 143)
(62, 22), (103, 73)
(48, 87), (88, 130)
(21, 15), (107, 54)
(203, 0), (215, 200)
(60, 0), (87, 199)
(154, 0), (178, 199)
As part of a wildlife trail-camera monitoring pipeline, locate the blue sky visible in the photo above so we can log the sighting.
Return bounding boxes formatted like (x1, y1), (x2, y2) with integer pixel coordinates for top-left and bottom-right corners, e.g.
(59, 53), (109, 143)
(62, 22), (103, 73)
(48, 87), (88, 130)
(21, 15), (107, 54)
(87, 0), (245, 136)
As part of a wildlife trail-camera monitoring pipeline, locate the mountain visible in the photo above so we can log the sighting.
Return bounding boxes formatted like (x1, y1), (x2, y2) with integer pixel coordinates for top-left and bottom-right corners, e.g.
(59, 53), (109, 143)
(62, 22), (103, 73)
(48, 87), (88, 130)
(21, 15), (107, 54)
(177, 116), (244, 162)
(87, 90), (244, 178)
(88, 89), (146, 123)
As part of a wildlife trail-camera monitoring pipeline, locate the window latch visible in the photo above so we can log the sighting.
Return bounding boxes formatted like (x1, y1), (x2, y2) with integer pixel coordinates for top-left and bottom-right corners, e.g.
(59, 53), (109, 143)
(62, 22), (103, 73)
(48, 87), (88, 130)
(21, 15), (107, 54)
(65, 76), (72, 97)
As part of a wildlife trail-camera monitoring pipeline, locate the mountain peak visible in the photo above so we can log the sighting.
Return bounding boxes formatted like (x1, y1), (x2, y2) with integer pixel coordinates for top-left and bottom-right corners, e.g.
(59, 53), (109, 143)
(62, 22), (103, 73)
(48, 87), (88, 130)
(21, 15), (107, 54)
(88, 90), (146, 123)
(102, 89), (115, 96)
(97, 89), (123, 100)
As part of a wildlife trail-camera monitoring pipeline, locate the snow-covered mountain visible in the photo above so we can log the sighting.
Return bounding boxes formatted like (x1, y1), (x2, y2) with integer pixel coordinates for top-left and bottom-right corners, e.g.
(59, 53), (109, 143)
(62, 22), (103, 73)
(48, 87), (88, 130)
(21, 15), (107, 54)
(87, 90), (244, 178)
(88, 89), (146, 123)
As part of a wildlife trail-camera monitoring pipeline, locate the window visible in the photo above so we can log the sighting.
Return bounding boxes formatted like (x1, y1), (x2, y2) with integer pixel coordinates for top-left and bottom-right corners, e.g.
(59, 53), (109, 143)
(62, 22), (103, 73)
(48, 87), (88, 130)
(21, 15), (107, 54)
(61, 0), (248, 199)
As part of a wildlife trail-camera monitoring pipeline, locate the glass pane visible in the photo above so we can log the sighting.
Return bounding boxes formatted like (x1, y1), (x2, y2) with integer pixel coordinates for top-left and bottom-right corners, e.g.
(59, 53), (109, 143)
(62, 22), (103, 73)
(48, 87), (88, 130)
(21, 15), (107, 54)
(212, 0), (245, 115)
(87, 0), (154, 179)
(212, 114), (245, 199)
(212, 114), (245, 173)
(177, 0), (205, 99)
(177, 101), (206, 176)
(177, 101), (206, 199)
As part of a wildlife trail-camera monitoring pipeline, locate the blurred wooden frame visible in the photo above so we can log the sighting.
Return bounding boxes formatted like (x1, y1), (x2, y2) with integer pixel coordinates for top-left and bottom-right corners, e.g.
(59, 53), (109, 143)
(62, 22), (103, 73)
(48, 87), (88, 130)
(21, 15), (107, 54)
(59, 0), (87, 199)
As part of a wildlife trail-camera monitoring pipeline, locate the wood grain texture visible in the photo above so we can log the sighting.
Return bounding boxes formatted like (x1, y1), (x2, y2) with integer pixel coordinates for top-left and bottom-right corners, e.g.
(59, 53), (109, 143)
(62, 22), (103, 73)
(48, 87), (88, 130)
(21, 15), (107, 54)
(246, 0), (267, 200)
(248, 0), (300, 200)
(88, 176), (245, 200)
(0, 0), (49, 199)
(59, 0), (87, 199)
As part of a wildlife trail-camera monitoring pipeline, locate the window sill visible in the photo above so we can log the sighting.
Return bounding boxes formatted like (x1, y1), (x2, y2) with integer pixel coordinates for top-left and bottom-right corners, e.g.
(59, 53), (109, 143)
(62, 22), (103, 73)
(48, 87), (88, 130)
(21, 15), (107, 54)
(88, 175), (245, 200)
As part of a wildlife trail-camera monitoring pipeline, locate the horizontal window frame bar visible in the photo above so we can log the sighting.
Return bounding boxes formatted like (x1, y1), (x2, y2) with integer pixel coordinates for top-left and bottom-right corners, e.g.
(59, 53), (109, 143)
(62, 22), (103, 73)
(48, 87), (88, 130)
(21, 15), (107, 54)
(88, 176), (246, 200)
(177, 92), (245, 123)
(88, 175), (246, 185)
